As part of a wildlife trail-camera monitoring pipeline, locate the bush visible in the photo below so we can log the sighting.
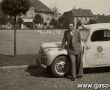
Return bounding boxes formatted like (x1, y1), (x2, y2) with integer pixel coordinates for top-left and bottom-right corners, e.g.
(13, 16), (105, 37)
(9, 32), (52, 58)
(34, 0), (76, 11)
(17, 17), (24, 29)
(43, 22), (47, 26)
(24, 22), (33, 29)
(49, 18), (60, 29)
(33, 14), (44, 24)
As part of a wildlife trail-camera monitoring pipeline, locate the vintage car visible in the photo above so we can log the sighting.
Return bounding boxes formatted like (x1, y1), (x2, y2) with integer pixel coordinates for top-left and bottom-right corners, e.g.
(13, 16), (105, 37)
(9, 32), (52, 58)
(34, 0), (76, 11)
(36, 23), (110, 77)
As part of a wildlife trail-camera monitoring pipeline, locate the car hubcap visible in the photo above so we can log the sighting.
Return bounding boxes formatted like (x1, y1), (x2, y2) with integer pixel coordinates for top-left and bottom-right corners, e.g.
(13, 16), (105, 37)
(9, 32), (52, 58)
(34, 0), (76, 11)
(55, 60), (68, 74)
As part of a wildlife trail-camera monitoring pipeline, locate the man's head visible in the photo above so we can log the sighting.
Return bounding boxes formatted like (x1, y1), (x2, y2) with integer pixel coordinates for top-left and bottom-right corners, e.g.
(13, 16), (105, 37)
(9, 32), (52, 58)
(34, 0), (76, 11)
(68, 23), (74, 31)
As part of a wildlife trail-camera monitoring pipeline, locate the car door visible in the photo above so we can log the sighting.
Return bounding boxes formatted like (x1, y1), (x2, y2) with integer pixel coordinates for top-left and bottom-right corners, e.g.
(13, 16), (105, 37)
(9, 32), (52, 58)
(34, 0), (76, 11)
(85, 29), (110, 66)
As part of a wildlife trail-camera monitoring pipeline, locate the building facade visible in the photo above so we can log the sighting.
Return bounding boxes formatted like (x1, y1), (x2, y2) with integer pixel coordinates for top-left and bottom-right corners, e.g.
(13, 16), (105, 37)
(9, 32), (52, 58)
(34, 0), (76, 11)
(95, 14), (110, 23)
(22, 0), (53, 28)
(63, 8), (95, 28)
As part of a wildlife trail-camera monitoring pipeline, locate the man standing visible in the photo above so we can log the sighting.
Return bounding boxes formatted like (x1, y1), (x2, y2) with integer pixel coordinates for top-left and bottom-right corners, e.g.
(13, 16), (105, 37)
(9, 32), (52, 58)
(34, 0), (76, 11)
(60, 23), (83, 81)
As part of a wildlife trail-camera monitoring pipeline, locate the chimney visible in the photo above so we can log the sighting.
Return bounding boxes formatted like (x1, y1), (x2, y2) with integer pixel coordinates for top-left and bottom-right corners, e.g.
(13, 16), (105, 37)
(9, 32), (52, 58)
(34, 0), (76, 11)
(79, 8), (81, 11)
(103, 14), (105, 16)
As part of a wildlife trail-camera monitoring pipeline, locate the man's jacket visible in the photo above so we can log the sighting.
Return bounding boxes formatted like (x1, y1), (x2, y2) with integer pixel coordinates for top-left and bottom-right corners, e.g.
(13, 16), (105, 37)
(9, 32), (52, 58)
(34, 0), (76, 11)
(61, 29), (82, 55)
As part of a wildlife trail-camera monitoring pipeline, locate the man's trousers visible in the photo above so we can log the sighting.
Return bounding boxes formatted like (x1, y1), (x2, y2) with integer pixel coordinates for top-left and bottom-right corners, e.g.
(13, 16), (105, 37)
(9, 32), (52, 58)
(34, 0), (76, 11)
(69, 53), (83, 78)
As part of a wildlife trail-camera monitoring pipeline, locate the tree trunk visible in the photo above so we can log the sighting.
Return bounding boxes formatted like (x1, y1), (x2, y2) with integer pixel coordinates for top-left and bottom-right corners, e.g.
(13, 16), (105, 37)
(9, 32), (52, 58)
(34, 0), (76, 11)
(20, 24), (21, 29)
(14, 16), (17, 56)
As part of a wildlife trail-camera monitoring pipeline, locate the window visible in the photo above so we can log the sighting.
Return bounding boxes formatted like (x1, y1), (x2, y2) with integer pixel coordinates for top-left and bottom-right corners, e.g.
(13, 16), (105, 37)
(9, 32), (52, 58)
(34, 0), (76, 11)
(104, 30), (110, 37)
(91, 29), (110, 42)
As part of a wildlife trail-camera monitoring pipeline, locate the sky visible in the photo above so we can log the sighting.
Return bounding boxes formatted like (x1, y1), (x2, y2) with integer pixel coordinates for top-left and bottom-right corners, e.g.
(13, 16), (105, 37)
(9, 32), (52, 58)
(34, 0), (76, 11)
(40, 0), (110, 15)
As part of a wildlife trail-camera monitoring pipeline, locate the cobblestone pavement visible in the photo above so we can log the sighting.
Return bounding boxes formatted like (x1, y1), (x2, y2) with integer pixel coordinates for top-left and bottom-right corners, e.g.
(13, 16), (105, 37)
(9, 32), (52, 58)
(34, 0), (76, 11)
(0, 65), (110, 90)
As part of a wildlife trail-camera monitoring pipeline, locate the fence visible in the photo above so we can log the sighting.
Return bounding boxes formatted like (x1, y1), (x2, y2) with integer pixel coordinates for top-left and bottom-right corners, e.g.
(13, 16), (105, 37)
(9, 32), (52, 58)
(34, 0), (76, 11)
(0, 29), (66, 34)
(36, 29), (66, 34)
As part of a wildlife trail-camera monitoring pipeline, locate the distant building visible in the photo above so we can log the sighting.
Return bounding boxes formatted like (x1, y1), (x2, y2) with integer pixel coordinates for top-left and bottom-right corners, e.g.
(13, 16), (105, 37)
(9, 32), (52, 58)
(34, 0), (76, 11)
(95, 14), (110, 23)
(22, 0), (53, 24)
(0, 0), (53, 29)
(63, 8), (94, 28)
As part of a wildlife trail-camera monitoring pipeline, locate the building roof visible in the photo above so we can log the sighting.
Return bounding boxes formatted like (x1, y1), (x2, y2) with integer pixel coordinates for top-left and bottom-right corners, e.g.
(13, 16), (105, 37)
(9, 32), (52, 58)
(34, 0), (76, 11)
(71, 8), (94, 17)
(62, 11), (74, 23)
(29, 0), (53, 13)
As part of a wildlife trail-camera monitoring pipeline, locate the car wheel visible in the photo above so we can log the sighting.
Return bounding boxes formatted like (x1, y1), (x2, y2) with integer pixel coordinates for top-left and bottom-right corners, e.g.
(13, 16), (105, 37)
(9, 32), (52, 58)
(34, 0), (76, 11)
(51, 56), (70, 77)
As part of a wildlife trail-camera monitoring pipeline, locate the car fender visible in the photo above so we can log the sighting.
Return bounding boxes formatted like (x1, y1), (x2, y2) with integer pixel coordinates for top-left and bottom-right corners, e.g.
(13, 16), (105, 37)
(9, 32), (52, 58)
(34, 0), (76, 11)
(45, 48), (68, 66)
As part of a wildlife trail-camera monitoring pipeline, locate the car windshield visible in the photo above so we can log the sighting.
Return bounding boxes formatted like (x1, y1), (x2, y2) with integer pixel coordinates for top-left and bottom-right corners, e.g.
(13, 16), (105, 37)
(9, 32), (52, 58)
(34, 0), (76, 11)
(79, 28), (89, 41)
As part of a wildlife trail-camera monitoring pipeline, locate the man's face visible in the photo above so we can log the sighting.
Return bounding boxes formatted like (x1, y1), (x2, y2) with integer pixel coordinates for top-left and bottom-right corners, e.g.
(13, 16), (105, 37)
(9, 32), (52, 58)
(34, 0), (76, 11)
(68, 24), (74, 31)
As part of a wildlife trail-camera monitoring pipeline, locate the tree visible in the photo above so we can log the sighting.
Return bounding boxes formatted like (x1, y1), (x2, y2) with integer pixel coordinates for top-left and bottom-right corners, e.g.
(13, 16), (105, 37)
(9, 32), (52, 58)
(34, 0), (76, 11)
(52, 7), (59, 19)
(58, 16), (64, 28)
(17, 17), (24, 29)
(0, 13), (8, 26)
(43, 22), (47, 26)
(42, 22), (47, 29)
(49, 18), (60, 29)
(1, 0), (30, 56)
(8, 17), (14, 25)
(33, 14), (44, 24)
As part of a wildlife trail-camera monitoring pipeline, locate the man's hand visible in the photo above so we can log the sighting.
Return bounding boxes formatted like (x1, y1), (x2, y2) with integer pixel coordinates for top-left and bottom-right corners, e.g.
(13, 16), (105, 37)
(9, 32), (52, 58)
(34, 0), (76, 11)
(58, 48), (63, 51)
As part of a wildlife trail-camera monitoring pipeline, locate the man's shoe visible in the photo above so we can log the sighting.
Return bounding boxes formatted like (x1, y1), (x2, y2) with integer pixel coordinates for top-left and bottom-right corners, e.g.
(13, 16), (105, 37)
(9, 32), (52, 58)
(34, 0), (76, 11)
(77, 75), (82, 79)
(71, 77), (76, 81)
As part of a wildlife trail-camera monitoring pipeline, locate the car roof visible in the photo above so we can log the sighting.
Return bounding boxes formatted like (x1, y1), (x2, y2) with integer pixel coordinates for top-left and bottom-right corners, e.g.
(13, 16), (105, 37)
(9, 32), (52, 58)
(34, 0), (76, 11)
(84, 23), (110, 32)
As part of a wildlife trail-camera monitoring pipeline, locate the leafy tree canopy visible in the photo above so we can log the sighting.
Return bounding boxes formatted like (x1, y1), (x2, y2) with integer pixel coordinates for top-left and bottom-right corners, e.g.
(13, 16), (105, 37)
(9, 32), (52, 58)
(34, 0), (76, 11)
(33, 14), (44, 24)
(1, 0), (31, 56)
(1, 0), (30, 16)
(17, 17), (24, 24)
(49, 18), (60, 29)
(0, 12), (8, 25)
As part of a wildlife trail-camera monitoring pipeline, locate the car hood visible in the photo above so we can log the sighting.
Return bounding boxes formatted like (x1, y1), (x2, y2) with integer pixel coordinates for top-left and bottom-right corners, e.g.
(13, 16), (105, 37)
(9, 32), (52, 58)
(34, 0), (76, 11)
(41, 42), (61, 49)
(40, 41), (85, 50)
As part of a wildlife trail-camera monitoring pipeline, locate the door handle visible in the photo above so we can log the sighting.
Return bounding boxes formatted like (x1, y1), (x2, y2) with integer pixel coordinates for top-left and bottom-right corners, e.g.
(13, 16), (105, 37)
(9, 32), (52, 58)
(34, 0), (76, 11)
(86, 46), (91, 50)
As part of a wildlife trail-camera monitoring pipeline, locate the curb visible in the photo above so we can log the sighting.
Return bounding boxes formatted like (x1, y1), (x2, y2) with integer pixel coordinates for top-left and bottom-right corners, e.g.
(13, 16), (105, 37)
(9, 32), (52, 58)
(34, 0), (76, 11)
(0, 65), (28, 69)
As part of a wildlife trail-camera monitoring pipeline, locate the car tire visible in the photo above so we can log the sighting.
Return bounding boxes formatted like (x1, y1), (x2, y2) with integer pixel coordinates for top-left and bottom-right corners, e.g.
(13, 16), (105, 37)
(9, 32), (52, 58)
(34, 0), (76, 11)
(51, 56), (70, 77)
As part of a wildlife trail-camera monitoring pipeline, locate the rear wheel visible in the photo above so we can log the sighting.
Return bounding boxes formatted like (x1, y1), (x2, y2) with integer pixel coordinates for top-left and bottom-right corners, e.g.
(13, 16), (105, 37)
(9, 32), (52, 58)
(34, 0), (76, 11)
(51, 56), (70, 77)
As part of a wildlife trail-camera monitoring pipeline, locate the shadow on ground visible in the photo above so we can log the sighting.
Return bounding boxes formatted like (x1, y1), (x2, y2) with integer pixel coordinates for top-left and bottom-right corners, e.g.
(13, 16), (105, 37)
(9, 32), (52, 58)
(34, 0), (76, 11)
(84, 67), (110, 74)
(0, 54), (37, 67)
(25, 64), (53, 78)
(26, 64), (110, 78)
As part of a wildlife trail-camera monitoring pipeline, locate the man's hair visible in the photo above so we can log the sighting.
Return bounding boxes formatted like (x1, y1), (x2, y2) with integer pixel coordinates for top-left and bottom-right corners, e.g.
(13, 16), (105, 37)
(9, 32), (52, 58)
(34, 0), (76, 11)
(68, 23), (75, 27)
